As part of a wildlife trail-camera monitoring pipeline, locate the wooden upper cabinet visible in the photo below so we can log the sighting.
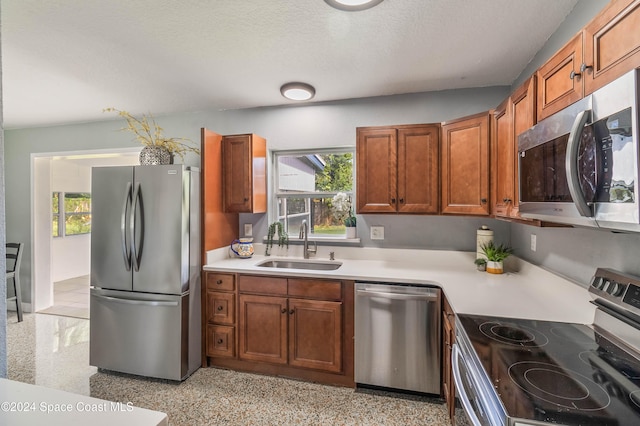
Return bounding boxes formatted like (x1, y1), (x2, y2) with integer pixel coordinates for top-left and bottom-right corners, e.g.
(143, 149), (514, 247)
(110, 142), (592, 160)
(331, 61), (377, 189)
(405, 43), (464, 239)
(511, 77), (536, 217)
(491, 97), (514, 218)
(356, 128), (398, 213)
(397, 126), (439, 213)
(536, 32), (584, 121)
(441, 112), (490, 216)
(491, 77), (536, 219)
(583, 0), (640, 95)
(356, 124), (439, 214)
(201, 128), (239, 261)
(222, 134), (266, 213)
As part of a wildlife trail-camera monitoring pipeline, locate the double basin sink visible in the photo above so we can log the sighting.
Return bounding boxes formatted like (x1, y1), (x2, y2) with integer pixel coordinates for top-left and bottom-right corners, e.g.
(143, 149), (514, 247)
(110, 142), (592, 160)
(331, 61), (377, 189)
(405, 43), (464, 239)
(256, 259), (342, 271)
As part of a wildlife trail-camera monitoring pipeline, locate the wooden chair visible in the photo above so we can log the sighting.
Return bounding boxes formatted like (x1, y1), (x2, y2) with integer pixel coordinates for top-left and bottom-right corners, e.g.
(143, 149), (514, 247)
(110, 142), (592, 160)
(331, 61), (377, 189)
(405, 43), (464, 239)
(6, 243), (24, 322)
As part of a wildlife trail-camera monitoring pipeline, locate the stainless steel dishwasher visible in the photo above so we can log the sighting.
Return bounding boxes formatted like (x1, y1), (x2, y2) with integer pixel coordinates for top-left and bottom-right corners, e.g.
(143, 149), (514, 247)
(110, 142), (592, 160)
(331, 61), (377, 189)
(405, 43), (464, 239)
(355, 282), (441, 395)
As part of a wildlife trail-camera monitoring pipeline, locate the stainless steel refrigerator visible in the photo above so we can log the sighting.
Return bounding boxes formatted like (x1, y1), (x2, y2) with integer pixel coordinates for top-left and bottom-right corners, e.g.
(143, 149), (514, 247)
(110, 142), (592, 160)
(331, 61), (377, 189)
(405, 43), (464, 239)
(89, 165), (201, 381)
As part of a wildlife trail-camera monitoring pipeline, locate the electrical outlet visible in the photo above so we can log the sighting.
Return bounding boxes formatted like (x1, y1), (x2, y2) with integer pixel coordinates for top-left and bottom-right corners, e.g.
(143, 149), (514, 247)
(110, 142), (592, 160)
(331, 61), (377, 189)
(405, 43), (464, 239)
(244, 223), (253, 237)
(530, 234), (537, 252)
(371, 226), (384, 240)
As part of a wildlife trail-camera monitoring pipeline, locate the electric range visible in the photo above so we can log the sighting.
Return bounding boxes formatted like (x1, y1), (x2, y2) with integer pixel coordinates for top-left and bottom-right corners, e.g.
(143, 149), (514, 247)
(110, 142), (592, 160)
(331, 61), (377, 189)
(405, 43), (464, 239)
(453, 268), (640, 426)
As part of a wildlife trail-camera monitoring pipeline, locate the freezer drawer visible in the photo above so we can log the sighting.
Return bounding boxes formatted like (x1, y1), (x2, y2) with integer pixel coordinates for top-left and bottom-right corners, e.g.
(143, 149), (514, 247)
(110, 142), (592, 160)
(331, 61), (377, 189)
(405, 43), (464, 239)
(90, 288), (195, 381)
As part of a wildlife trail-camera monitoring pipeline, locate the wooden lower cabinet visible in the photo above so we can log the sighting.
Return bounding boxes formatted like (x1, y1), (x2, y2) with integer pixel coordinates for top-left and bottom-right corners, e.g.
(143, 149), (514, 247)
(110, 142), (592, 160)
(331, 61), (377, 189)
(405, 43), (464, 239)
(288, 298), (342, 373)
(442, 296), (456, 423)
(239, 294), (288, 365)
(205, 272), (354, 387)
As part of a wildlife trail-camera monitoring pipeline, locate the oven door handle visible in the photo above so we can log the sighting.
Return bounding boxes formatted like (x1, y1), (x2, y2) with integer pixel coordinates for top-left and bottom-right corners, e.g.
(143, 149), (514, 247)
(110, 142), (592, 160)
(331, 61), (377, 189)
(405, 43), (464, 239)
(566, 108), (593, 217)
(452, 343), (483, 426)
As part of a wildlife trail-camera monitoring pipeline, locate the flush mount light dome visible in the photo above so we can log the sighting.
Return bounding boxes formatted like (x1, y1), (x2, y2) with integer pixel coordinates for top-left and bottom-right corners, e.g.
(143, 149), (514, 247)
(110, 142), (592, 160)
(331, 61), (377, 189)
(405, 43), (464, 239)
(324, 0), (384, 11)
(280, 82), (316, 101)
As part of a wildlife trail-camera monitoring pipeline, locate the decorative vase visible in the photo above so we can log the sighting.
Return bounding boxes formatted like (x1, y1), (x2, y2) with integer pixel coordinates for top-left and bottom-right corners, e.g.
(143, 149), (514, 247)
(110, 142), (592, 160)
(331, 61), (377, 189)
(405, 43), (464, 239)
(139, 145), (173, 165)
(486, 260), (504, 274)
(346, 226), (357, 239)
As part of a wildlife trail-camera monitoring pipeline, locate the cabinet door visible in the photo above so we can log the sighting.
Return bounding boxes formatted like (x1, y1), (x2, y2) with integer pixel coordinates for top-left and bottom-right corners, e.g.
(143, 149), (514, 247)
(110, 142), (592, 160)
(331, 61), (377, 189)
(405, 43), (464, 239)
(583, 0), (640, 95)
(397, 126), (439, 213)
(356, 128), (398, 213)
(491, 97), (514, 218)
(223, 135), (253, 213)
(288, 299), (342, 373)
(536, 33), (583, 121)
(511, 76), (536, 217)
(238, 294), (288, 364)
(441, 113), (490, 215)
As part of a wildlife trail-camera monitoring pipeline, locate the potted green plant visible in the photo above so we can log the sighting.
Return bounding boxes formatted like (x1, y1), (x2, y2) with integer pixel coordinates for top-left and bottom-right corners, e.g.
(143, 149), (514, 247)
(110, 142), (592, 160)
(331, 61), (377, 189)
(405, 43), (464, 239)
(104, 107), (200, 164)
(480, 241), (513, 274)
(474, 258), (487, 271)
(332, 192), (357, 238)
(265, 222), (289, 256)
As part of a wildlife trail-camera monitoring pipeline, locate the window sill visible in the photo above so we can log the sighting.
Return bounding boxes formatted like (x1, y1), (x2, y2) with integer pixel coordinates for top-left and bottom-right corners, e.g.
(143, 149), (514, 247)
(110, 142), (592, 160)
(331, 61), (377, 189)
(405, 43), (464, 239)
(262, 236), (360, 245)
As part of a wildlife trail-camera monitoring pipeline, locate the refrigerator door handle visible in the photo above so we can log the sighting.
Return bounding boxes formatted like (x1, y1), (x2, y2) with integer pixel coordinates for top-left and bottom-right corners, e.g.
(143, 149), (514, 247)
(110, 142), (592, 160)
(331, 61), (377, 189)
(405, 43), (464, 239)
(92, 293), (179, 307)
(130, 182), (144, 272)
(121, 181), (133, 271)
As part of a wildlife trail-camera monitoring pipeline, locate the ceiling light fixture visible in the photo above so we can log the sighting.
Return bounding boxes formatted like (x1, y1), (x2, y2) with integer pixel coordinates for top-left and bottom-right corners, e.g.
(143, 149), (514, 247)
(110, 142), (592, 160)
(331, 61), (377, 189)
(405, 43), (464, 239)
(280, 82), (316, 101)
(324, 0), (384, 11)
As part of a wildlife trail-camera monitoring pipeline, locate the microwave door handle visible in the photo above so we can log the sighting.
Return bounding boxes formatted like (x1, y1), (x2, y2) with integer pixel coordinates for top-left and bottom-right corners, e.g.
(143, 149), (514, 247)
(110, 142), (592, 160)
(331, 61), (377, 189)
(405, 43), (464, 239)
(566, 109), (593, 217)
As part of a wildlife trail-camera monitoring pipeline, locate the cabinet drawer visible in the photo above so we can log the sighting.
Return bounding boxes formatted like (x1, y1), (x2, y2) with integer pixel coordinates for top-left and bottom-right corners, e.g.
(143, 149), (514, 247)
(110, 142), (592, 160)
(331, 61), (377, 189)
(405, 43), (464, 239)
(288, 279), (342, 300)
(206, 325), (236, 358)
(206, 273), (235, 292)
(206, 292), (235, 325)
(239, 275), (287, 295)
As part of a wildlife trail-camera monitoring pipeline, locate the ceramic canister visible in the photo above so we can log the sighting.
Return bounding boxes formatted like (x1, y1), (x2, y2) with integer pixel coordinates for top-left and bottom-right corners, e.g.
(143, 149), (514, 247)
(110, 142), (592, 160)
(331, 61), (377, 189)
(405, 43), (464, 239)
(476, 226), (494, 259)
(230, 238), (254, 258)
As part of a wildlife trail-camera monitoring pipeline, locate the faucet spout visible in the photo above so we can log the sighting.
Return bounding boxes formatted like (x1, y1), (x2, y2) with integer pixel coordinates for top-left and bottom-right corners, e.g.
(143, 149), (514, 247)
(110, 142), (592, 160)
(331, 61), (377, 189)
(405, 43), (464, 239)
(299, 220), (316, 259)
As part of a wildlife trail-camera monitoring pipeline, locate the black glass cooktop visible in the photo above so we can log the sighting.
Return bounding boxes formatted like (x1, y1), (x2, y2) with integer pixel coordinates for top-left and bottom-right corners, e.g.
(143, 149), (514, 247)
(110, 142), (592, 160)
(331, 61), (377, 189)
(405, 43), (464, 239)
(458, 314), (640, 426)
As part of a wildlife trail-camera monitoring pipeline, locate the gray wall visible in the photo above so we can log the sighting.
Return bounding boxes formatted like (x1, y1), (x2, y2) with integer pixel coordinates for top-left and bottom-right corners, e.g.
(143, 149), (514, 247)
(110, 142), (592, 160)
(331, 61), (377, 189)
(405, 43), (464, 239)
(5, 86), (509, 305)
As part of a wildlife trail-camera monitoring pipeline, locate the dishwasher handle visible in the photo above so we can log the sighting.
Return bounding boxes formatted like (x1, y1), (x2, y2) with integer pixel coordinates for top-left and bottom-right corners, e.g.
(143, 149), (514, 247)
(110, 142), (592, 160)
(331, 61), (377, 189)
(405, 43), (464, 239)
(355, 288), (439, 301)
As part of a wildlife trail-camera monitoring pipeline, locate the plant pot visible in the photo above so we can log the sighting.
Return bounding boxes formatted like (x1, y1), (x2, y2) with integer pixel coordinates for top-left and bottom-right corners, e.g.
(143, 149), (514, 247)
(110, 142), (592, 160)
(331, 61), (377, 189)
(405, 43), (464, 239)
(346, 226), (356, 239)
(476, 263), (486, 271)
(486, 260), (504, 274)
(139, 145), (173, 165)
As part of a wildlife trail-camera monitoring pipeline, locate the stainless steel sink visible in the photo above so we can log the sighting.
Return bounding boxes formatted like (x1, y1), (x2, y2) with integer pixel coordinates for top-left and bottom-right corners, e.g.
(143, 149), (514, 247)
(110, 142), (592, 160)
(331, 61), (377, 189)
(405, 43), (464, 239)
(256, 259), (342, 271)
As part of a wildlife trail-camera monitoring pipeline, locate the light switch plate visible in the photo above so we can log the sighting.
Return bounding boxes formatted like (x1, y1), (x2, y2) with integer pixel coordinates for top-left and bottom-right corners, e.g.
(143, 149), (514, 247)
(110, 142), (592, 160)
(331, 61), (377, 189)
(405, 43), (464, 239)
(371, 226), (384, 240)
(530, 234), (537, 251)
(244, 223), (253, 237)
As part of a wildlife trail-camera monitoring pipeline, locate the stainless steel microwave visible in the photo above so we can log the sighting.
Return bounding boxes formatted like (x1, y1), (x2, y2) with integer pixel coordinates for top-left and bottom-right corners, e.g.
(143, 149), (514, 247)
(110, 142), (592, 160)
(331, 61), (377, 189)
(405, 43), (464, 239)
(518, 69), (640, 232)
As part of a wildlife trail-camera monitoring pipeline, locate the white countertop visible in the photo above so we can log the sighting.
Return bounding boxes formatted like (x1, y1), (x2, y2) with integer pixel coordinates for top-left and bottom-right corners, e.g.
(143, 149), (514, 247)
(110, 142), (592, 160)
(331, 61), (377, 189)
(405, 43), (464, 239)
(0, 379), (168, 426)
(205, 244), (596, 325)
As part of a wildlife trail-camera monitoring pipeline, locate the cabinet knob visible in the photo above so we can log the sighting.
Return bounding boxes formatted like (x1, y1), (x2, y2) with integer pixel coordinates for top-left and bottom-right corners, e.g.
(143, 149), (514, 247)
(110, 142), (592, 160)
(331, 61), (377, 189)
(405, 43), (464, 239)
(391, 198), (396, 204)
(216, 279), (223, 284)
(481, 198), (487, 204)
(399, 198), (404, 203)
(281, 308), (287, 314)
(217, 338), (224, 344)
(217, 305), (223, 311)
(244, 197), (249, 202)
(289, 309), (295, 315)
(580, 63), (593, 74)
(503, 198), (511, 203)
(569, 70), (581, 80)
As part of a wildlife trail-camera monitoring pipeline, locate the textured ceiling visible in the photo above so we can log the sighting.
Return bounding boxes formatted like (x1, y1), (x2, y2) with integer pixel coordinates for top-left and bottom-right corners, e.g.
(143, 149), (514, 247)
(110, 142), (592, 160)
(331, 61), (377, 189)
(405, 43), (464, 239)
(1, 0), (578, 129)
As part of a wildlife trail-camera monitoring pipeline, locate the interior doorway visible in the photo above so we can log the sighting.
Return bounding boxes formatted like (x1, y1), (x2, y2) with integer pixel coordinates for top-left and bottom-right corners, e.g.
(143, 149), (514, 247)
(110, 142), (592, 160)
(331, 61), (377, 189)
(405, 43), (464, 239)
(31, 148), (140, 316)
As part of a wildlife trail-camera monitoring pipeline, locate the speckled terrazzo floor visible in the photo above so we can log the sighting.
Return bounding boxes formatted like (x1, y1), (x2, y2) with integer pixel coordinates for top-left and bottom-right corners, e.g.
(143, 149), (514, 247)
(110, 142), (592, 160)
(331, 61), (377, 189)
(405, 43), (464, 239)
(6, 312), (450, 425)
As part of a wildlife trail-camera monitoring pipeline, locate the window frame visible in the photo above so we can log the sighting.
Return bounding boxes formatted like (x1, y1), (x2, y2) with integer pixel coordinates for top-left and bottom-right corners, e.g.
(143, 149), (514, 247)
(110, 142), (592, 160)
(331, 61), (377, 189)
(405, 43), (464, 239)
(52, 191), (92, 237)
(270, 146), (357, 241)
